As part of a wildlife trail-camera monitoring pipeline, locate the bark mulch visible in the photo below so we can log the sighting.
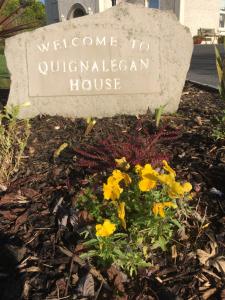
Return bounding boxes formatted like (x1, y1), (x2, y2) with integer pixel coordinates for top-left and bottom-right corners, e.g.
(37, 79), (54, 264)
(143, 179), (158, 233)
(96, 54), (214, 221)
(0, 82), (225, 300)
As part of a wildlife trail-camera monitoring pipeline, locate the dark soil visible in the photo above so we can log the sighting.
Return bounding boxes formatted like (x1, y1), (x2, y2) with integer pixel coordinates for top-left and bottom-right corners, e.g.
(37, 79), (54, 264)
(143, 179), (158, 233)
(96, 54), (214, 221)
(0, 82), (225, 300)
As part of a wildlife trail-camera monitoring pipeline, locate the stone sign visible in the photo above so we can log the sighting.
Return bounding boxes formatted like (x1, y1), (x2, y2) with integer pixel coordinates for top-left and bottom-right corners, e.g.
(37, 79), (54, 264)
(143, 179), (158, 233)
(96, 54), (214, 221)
(6, 3), (193, 118)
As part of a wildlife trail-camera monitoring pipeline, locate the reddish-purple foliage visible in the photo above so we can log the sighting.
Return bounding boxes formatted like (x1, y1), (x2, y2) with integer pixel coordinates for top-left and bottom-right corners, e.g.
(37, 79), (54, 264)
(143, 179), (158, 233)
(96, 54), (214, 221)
(74, 124), (179, 171)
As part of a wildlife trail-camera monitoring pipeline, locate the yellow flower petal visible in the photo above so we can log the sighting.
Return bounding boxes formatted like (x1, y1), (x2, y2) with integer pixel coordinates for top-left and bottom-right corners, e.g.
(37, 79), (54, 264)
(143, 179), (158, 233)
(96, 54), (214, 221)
(152, 203), (159, 216)
(158, 205), (165, 218)
(152, 203), (165, 217)
(182, 182), (192, 193)
(162, 160), (176, 178)
(112, 170), (124, 183)
(111, 170), (131, 186)
(115, 157), (130, 170)
(123, 173), (132, 186)
(118, 202), (126, 229)
(103, 182), (123, 201)
(135, 164), (143, 174)
(139, 178), (157, 192)
(163, 201), (177, 209)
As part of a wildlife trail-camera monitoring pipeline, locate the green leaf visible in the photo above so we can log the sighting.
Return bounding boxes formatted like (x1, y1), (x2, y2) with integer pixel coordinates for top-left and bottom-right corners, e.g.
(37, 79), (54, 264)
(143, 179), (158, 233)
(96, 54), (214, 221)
(83, 239), (98, 247)
(215, 46), (223, 82)
(80, 250), (98, 259)
(170, 218), (182, 228)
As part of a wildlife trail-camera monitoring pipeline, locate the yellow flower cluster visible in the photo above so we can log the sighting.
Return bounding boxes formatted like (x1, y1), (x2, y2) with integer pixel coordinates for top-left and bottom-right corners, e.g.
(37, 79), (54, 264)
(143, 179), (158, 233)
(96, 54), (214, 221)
(136, 160), (192, 199)
(96, 159), (192, 237)
(101, 168), (131, 232)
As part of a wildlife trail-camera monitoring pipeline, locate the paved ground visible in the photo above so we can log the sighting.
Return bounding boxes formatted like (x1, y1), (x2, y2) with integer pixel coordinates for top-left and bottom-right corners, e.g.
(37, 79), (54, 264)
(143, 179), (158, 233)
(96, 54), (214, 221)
(187, 44), (224, 89)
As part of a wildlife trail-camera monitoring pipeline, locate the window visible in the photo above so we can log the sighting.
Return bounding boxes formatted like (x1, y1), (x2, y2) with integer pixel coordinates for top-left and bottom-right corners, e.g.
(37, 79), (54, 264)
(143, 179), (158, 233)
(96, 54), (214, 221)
(68, 3), (87, 19)
(149, 0), (159, 9)
(220, 12), (225, 28)
(73, 8), (86, 18)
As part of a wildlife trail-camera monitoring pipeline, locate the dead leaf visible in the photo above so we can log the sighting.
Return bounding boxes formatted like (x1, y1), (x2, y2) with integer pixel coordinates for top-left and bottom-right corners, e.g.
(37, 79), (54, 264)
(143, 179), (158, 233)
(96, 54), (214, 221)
(78, 210), (93, 222)
(202, 288), (217, 300)
(197, 249), (212, 266)
(21, 188), (40, 198)
(53, 197), (64, 214)
(26, 266), (41, 273)
(213, 257), (225, 273)
(221, 288), (225, 300)
(28, 146), (35, 155)
(177, 226), (189, 241)
(195, 116), (203, 126)
(107, 265), (128, 293)
(14, 211), (28, 232)
(56, 278), (67, 295)
(0, 193), (20, 206)
(171, 245), (177, 261)
(78, 273), (95, 297)
(22, 280), (30, 300)
(0, 210), (17, 221)
(72, 274), (79, 286)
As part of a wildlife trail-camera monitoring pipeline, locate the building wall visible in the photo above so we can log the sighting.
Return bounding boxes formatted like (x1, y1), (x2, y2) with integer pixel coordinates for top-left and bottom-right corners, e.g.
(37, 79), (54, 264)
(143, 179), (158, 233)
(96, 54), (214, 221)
(98, 0), (112, 12)
(46, 0), (147, 24)
(183, 0), (220, 36)
(159, 0), (180, 20)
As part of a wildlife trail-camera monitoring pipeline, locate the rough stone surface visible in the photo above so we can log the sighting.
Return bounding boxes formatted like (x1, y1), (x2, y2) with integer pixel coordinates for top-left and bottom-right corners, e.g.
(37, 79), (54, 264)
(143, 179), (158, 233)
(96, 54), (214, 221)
(5, 3), (193, 118)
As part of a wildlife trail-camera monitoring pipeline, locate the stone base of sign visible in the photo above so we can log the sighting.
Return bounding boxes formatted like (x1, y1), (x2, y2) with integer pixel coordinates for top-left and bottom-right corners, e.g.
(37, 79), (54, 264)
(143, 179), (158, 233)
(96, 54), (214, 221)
(5, 3), (193, 119)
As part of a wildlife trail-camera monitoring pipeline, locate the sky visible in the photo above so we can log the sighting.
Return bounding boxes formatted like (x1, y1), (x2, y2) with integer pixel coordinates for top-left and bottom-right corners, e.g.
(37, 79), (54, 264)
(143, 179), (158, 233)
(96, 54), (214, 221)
(222, 0), (225, 8)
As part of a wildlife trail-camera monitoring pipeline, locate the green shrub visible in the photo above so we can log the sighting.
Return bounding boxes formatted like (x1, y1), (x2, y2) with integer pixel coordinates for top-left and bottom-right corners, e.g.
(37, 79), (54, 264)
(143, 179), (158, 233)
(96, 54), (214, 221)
(0, 103), (30, 190)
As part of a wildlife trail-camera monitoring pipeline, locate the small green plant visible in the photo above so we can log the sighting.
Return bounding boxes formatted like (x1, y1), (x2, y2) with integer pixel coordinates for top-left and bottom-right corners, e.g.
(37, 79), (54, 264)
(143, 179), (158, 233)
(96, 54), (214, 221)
(76, 158), (192, 276)
(214, 43), (225, 140)
(0, 103), (30, 190)
(154, 103), (167, 128)
(84, 117), (97, 136)
(212, 110), (225, 140)
(215, 44), (225, 99)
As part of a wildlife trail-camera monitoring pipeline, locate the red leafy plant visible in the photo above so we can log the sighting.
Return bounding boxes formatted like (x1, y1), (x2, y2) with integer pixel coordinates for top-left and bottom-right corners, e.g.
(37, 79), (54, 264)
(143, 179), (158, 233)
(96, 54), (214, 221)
(74, 122), (179, 171)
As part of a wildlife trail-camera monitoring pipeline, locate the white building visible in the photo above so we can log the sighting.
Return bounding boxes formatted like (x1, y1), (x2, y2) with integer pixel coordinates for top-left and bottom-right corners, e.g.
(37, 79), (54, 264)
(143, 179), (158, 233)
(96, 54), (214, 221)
(148, 0), (220, 37)
(45, 1), (146, 23)
(45, 0), (111, 23)
(46, 0), (220, 39)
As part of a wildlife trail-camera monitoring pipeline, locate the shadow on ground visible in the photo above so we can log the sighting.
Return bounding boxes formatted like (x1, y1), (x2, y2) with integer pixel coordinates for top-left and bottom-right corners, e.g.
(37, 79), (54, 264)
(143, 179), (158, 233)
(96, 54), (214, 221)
(0, 232), (24, 300)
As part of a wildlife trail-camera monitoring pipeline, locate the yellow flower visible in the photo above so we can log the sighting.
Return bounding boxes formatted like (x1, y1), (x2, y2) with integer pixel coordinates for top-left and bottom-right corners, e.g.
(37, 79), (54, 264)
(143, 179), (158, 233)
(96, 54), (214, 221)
(137, 164), (158, 192)
(103, 169), (132, 201)
(112, 170), (132, 186)
(103, 179), (123, 201)
(118, 202), (126, 229)
(168, 181), (192, 199)
(115, 157), (130, 171)
(157, 161), (192, 199)
(96, 219), (116, 237)
(152, 201), (177, 218)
